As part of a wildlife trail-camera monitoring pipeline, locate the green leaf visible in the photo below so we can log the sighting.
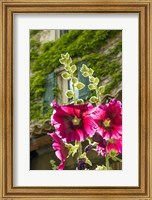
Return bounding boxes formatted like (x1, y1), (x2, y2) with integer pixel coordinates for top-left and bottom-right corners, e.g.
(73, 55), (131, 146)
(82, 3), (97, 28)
(65, 52), (70, 59)
(88, 84), (96, 90)
(88, 68), (94, 76)
(77, 99), (84, 104)
(59, 58), (66, 65)
(82, 72), (89, 77)
(96, 165), (111, 170)
(80, 64), (89, 73)
(72, 77), (78, 84)
(75, 82), (85, 90)
(79, 152), (92, 166)
(94, 77), (99, 85)
(60, 53), (72, 65)
(61, 72), (71, 79)
(66, 90), (74, 98)
(64, 64), (71, 71)
(98, 86), (105, 95)
(50, 160), (58, 170)
(89, 76), (95, 82)
(89, 96), (98, 103)
(65, 143), (79, 157)
(70, 65), (77, 73)
(66, 57), (72, 65)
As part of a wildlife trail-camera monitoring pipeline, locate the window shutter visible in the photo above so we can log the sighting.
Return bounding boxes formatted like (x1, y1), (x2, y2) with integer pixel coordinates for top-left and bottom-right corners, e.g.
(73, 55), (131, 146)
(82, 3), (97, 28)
(43, 72), (55, 113)
(78, 61), (91, 100)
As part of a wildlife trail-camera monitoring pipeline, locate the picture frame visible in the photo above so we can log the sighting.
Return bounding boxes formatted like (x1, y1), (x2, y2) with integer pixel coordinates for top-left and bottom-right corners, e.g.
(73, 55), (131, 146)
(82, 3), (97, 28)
(0, 0), (152, 199)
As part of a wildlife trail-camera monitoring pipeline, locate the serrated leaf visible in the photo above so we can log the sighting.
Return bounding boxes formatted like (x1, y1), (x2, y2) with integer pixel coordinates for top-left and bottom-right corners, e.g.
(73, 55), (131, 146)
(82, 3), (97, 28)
(79, 152), (92, 166)
(88, 68), (94, 76)
(98, 86), (105, 95)
(82, 72), (89, 77)
(77, 99), (84, 104)
(64, 64), (71, 71)
(96, 165), (108, 170)
(72, 77), (78, 84)
(66, 57), (72, 65)
(94, 77), (99, 85)
(89, 96), (98, 103)
(89, 76), (95, 82)
(65, 143), (73, 150)
(61, 54), (65, 59)
(66, 90), (74, 98)
(88, 84), (96, 90)
(59, 58), (66, 65)
(80, 64), (89, 73)
(70, 65), (77, 73)
(65, 52), (70, 59)
(75, 82), (85, 90)
(65, 143), (79, 158)
(61, 72), (71, 79)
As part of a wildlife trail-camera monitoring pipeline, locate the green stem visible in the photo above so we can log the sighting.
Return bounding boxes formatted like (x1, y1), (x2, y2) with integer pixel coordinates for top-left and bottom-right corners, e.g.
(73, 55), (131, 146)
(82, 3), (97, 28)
(72, 82), (77, 104)
(71, 74), (77, 104)
(96, 87), (100, 103)
(79, 142), (82, 156)
(106, 156), (110, 169)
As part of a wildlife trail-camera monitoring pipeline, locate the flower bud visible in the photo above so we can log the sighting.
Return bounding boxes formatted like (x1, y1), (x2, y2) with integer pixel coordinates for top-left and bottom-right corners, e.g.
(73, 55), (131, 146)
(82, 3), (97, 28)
(75, 82), (85, 90)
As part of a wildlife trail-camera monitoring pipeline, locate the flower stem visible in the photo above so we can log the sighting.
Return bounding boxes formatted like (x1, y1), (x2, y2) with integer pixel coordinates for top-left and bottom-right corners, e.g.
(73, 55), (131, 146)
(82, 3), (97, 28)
(71, 74), (77, 104)
(79, 142), (82, 156)
(96, 87), (100, 103)
(106, 156), (110, 169)
(72, 82), (77, 104)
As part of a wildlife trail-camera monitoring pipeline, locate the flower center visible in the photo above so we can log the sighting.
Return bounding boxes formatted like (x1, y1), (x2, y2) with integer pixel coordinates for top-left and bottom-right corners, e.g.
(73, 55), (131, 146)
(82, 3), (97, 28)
(72, 116), (81, 126)
(103, 119), (111, 128)
(108, 138), (114, 143)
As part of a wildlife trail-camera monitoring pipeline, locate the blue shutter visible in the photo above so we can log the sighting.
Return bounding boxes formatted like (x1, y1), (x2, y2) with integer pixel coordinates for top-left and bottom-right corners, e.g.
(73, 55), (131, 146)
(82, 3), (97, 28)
(78, 61), (91, 100)
(43, 72), (55, 113)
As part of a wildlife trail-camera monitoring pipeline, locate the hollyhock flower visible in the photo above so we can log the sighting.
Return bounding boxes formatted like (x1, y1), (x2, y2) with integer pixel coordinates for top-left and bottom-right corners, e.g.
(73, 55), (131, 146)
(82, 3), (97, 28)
(106, 138), (122, 156)
(92, 132), (122, 157)
(92, 132), (107, 156)
(51, 101), (97, 142)
(48, 133), (68, 170)
(90, 99), (122, 140)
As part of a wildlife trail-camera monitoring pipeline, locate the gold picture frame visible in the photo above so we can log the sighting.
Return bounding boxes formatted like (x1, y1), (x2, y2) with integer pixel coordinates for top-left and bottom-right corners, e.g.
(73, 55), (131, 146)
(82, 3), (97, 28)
(0, 0), (152, 199)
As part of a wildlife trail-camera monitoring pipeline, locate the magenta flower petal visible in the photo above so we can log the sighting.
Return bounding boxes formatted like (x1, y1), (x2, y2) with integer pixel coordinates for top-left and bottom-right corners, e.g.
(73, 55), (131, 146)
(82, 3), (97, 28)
(90, 99), (122, 140)
(93, 133), (107, 156)
(50, 103), (96, 142)
(106, 138), (122, 156)
(48, 133), (68, 170)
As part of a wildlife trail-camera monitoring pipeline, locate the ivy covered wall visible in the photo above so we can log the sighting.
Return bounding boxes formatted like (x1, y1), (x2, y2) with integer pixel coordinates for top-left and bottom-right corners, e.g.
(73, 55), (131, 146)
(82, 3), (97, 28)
(30, 30), (122, 123)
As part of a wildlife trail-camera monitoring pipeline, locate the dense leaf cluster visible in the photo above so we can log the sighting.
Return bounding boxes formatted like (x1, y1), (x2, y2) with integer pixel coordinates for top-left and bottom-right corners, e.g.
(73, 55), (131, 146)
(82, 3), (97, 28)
(30, 30), (122, 122)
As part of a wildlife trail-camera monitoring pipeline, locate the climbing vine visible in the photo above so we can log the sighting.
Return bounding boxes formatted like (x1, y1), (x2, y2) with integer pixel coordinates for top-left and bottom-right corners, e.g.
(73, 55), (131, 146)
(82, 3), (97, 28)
(30, 30), (122, 122)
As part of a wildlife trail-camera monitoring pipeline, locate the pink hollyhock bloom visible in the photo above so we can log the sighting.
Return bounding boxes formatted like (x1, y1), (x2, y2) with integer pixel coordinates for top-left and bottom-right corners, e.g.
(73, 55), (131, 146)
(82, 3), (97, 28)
(48, 133), (68, 170)
(93, 132), (107, 156)
(51, 101), (97, 142)
(106, 138), (122, 156)
(90, 99), (122, 140)
(93, 133), (122, 157)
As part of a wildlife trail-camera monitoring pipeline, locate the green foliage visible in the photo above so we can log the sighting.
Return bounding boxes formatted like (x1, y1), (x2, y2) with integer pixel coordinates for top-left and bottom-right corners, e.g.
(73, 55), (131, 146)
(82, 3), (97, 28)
(30, 30), (42, 37)
(30, 30), (122, 122)
(30, 39), (41, 63)
(66, 90), (74, 98)
(50, 160), (58, 170)
(75, 82), (85, 90)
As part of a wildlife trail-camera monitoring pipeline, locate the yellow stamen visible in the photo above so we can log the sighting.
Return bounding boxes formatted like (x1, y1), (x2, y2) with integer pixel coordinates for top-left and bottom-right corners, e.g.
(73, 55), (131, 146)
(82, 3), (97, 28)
(103, 119), (111, 128)
(72, 116), (81, 126)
